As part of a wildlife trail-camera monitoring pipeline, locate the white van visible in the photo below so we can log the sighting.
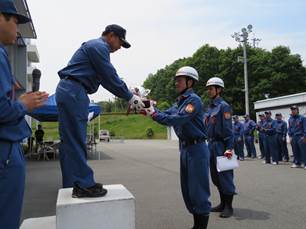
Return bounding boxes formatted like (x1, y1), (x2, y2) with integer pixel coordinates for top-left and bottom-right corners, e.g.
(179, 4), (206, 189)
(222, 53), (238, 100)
(99, 130), (110, 142)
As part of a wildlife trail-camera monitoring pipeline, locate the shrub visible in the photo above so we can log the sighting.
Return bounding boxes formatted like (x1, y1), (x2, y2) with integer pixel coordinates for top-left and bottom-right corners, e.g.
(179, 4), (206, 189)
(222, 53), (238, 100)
(110, 130), (116, 137)
(146, 128), (154, 138)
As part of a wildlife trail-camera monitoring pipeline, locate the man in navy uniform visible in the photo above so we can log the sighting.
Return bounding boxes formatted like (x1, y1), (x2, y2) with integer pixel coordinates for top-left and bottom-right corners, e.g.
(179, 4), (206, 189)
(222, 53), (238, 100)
(56, 24), (144, 197)
(262, 111), (278, 165)
(140, 66), (210, 229)
(256, 113), (266, 159)
(0, 1), (48, 228)
(205, 77), (236, 218)
(275, 113), (289, 162)
(233, 115), (244, 161)
(288, 105), (306, 169)
(243, 114), (257, 158)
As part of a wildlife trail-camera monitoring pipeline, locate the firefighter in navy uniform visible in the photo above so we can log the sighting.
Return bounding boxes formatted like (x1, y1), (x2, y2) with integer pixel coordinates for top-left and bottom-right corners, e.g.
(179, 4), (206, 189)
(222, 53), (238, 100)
(262, 111), (278, 165)
(275, 113), (289, 162)
(204, 77), (236, 218)
(0, 1), (48, 228)
(56, 24), (144, 197)
(141, 66), (210, 229)
(288, 105), (306, 169)
(233, 115), (244, 160)
(256, 113), (266, 159)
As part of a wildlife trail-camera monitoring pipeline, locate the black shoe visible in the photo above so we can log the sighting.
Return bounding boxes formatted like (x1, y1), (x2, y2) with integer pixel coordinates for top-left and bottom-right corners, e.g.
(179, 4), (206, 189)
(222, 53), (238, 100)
(72, 183), (107, 198)
(220, 195), (233, 218)
(211, 193), (225, 212)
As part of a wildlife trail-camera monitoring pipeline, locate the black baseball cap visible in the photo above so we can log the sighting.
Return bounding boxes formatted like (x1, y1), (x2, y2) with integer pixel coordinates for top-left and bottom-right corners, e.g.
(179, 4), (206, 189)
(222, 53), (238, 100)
(264, 111), (271, 114)
(275, 113), (282, 116)
(104, 24), (131, 48)
(0, 0), (31, 24)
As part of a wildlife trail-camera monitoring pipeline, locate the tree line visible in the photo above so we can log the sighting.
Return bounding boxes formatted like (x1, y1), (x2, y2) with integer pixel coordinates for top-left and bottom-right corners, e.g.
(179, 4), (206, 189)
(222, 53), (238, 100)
(143, 44), (306, 117)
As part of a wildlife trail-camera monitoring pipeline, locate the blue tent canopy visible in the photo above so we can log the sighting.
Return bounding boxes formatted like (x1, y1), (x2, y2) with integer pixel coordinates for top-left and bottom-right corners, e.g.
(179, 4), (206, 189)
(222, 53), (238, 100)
(27, 94), (101, 122)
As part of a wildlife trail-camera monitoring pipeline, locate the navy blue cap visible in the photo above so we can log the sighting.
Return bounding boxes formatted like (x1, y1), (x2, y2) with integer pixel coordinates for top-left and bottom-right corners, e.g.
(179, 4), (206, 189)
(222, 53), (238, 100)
(0, 0), (31, 24)
(104, 24), (131, 48)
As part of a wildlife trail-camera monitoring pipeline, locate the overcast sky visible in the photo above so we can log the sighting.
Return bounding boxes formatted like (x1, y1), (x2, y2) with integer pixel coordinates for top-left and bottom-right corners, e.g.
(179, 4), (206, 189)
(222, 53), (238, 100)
(26, 0), (306, 102)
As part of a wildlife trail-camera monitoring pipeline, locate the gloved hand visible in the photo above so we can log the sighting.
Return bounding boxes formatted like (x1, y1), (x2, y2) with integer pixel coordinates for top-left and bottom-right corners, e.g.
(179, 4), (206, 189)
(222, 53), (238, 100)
(224, 150), (233, 159)
(128, 94), (145, 111)
(140, 102), (155, 117)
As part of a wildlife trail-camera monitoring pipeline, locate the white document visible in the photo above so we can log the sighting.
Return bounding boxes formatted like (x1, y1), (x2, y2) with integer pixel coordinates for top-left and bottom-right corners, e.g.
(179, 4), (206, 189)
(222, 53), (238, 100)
(216, 154), (239, 172)
(87, 112), (94, 122)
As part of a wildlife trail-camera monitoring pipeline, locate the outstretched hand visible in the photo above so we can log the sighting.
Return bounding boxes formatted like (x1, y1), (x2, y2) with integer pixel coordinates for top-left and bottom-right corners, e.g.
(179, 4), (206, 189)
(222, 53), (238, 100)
(139, 100), (156, 117)
(224, 150), (233, 159)
(128, 94), (145, 111)
(19, 91), (49, 112)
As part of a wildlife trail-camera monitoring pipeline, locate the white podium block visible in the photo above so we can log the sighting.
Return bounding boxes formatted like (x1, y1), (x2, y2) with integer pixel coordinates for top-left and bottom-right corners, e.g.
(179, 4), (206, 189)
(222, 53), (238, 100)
(20, 216), (56, 229)
(56, 184), (135, 229)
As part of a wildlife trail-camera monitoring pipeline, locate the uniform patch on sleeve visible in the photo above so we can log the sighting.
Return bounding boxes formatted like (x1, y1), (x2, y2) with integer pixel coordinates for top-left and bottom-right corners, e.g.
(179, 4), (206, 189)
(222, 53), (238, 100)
(224, 112), (231, 119)
(185, 104), (195, 113)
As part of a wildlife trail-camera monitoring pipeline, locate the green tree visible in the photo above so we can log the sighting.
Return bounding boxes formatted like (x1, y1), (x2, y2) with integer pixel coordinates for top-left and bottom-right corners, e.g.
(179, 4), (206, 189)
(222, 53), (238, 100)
(143, 44), (306, 117)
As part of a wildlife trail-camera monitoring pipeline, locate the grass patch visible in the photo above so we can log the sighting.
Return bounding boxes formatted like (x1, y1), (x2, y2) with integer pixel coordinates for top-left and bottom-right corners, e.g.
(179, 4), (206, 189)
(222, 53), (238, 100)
(31, 114), (167, 140)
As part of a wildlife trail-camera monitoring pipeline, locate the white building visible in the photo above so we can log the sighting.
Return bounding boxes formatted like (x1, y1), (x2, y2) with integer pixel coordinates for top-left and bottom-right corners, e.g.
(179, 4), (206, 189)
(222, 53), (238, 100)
(6, 0), (40, 127)
(254, 92), (306, 122)
(9, 0), (40, 96)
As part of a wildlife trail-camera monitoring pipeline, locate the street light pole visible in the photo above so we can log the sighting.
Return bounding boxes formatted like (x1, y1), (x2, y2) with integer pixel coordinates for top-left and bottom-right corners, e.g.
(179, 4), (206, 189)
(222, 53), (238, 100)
(242, 41), (249, 115)
(232, 24), (253, 115)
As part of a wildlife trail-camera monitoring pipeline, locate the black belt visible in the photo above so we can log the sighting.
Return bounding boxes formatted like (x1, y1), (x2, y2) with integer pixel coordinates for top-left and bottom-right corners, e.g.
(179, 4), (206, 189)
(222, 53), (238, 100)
(180, 138), (206, 147)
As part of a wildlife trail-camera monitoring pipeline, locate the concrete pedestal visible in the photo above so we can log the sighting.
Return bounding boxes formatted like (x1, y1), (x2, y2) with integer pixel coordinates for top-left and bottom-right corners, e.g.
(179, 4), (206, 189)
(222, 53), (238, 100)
(21, 184), (135, 229)
(20, 216), (55, 229)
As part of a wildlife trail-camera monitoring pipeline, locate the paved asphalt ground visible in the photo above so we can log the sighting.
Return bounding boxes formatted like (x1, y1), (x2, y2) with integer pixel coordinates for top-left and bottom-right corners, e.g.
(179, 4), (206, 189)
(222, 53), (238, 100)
(22, 140), (306, 229)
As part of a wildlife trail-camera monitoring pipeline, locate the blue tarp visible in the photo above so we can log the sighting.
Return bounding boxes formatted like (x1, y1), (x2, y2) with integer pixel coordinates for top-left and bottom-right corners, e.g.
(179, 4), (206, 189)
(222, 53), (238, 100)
(27, 94), (101, 122)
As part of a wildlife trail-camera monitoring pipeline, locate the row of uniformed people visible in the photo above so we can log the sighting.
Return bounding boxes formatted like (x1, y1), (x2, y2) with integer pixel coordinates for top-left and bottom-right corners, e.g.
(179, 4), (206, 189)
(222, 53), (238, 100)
(233, 114), (258, 160)
(256, 108), (306, 168)
(233, 107), (306, 169)
(234, 112), (289, 164)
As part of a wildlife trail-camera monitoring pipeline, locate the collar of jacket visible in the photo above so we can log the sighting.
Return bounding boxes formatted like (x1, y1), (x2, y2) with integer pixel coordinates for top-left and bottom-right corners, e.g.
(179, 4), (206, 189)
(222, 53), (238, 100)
(210, 96), (223, 107)
(176, 89), (193, 102)
(100, 37), (111, 52)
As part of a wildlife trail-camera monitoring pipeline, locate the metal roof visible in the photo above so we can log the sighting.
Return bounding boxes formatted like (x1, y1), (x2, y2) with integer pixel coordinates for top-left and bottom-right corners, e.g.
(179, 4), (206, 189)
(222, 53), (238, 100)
(254, 92), (306, 110)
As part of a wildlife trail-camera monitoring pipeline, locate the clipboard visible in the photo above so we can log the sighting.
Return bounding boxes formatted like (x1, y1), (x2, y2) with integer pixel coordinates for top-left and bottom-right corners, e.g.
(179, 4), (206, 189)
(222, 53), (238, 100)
(216, 154), (239, 172)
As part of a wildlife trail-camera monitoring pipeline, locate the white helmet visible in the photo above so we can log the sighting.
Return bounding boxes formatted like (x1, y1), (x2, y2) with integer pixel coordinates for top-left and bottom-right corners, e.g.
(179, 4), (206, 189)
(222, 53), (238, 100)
(206, 77), (224, 88)
(175, 66), (199, 81)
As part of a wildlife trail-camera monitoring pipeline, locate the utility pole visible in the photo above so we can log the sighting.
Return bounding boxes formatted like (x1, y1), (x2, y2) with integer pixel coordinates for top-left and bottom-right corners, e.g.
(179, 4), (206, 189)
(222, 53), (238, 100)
(232, 24), (253, 115)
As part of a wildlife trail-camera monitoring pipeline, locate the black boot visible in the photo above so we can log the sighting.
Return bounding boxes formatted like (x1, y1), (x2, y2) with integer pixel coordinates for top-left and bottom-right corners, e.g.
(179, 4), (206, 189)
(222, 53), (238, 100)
(190, 214), (199, 229)
(220, 194), (233, 218)
(211, 192), (225, 212)
(197, 215), (209, 229)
